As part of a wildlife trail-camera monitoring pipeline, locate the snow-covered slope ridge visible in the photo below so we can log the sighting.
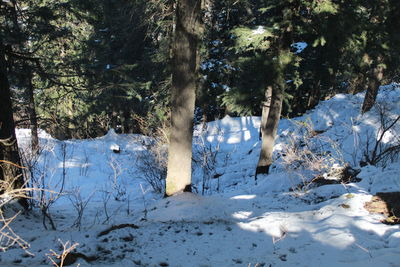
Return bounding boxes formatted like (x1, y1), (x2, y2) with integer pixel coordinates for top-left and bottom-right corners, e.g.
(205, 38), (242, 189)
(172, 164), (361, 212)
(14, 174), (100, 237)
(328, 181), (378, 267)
(2, 85), (399, 267)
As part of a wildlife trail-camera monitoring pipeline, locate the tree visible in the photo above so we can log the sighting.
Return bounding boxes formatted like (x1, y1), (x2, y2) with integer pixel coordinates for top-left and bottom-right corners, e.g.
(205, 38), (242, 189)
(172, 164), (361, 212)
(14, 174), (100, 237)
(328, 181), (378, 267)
(232, 1), (299, 177)
(4, 0), (41, 153)
(256, 45), (293, 176)
(165, 0), (202, 196)
(80, 0), (173, 137)
(0, 39), (28, 208)
(198, 0), (251, 120)
(26, 71), (39, 154)
(360, 0), (400, 113)
(228, 0), (346, 177)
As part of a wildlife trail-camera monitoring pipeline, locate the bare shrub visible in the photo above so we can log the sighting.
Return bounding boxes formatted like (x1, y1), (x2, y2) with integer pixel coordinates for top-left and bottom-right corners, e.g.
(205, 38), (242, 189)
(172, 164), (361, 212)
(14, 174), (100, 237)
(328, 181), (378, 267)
(279, 119), (344, 191)
(362, 103), (400, 167)
(133, 116), (168, 194)
(27, 142), (69, 230)
(133, 114), (169, 143)
(80, 149), (90, 177)
(68, 188), (95, 230)
(99, 186), (124, 224)
(134, 141), (167, 194)
(47, 239), (79, 267)
(140, 183), (148, 220)
(20, 146), (42, 205)
(192, 127), (228, 194)
(0, 211), (30, 253)
(100, 188), (112, 224)
(0, 163), (32, 253)
(108, 155), (126, 201)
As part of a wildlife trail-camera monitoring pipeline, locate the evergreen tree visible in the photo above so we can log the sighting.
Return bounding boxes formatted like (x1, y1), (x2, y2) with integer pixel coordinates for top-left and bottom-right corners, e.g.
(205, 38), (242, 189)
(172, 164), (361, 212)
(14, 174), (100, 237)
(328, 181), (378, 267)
(0, 38), (28, 208)
(198, 0), (250, 120)
(227, 0), (343, 176)
(165, 0), (202, 196)
(359, 0), (397, 113)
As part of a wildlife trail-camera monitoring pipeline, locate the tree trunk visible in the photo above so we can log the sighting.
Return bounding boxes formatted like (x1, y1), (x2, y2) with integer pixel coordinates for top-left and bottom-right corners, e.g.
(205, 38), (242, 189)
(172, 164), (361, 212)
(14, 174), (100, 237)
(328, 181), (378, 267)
(165, 0), (201, 196)
(307, 80), (321, 110)
(121, 110), (130, 134)
(361, 65), (384, 114)
(27, 71), (39, 154)
(259, 85), (272, 140)
(0, 39), (28, 208)
(255, 81), (284, 178)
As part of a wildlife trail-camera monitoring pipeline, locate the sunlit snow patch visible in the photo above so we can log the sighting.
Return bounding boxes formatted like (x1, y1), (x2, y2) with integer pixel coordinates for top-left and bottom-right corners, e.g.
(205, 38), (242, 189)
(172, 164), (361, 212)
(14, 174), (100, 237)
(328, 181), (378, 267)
(291, 42), (308, 54)
(230, 195), (256, 200)
(252, 26), (265, 35)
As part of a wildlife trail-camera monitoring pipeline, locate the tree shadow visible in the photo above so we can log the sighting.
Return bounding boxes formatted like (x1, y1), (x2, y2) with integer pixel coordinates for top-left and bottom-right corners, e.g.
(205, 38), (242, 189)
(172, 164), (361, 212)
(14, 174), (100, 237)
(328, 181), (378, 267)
(141, 190), (400, 266)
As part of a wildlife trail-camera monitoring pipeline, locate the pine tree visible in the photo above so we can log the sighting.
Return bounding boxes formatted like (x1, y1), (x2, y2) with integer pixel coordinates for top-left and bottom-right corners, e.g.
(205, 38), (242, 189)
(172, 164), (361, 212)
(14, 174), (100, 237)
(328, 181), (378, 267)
(165, 0), (202, 196)
(198, 0), (251, 120)
(358, 0), (400, 113)
(0, 39), (28, 208)
(226, 0), (344, 176)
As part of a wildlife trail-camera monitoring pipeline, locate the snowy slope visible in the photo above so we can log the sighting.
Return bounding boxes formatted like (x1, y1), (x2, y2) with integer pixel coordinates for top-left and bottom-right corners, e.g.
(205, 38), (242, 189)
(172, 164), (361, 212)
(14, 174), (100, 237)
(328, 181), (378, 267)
(1, 86), (399, 266)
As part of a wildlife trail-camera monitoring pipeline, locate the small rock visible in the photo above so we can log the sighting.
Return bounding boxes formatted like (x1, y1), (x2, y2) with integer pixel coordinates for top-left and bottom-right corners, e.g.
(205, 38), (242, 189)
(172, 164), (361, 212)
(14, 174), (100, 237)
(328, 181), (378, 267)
(110, 144), (120, 153)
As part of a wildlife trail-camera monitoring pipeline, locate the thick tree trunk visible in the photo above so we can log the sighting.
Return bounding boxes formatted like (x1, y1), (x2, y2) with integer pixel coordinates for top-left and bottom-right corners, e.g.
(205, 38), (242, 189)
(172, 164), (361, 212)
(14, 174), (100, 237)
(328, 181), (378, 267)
(361, 66), (383, 114)
(255, 82), (284, 178)
(27, 72), (39, 154)
(0, 40), (28, 208)
(165, 0), (201, 196)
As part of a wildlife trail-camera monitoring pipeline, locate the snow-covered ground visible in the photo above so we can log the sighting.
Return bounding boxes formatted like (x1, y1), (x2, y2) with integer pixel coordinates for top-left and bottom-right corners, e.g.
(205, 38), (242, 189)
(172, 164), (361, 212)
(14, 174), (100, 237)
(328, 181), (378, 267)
(2, 86), (400, 266)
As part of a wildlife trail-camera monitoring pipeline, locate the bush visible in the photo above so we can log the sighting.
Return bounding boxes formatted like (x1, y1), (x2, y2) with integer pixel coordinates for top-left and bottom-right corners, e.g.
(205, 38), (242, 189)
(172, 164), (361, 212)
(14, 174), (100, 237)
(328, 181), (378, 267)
(279, 119), (344, 191)
(361, 103), (400, 167)
(135, 141), (167, 194)
(133, 118), (169, 194)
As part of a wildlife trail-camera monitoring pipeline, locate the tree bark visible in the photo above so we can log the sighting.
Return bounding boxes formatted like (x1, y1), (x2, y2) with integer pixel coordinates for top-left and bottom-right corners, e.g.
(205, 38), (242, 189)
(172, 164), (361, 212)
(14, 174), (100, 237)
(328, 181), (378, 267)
(165, 0), (201, 196)
(255, 81), (284, 178)
(27, 71), (39, 154)
(258, 85), (272, 140)
(0, 39), (28, 208)
(361, 65), (384, 114)
(307, 79), (321, 110)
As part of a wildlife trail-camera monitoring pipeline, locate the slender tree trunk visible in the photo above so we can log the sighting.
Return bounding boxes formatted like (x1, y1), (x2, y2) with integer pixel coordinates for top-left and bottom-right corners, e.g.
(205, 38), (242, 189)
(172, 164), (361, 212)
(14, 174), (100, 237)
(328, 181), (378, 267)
(255, 80), (284, 178)
(255, 3), (293, 178)
(258, 85), (272, 140)
(27, 71), (39, 154)
(361, 65), (383, 114)
(121, 110), (130, 134)
(165, 0), (201, 196)
(256, 42), (289, 178)
(0, 39), (28, 208)
(307, 80), (321, 110)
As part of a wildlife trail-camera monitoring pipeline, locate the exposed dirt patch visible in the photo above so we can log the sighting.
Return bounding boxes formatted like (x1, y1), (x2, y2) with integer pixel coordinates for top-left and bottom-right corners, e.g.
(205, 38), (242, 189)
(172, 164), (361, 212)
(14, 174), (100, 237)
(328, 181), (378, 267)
(364, 192), (400, 225)
(62, 252), (98, 266)
(292, 165), (361, 191)
(313, 165), (361, 186)
(97, 224), (140, 237)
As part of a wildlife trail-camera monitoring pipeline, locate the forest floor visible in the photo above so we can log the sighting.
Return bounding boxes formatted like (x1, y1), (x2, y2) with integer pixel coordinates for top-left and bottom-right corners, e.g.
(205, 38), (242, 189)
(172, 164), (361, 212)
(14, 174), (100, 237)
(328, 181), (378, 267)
(1, 85), (400, 266)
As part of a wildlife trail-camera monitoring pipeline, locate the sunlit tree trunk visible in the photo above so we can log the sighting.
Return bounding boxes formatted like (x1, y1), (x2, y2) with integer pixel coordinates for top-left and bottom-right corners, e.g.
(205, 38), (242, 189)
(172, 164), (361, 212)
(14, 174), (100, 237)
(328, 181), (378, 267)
(165, 0), (201, 196)
(256, 80), (284, 178)
(258, 85), (272, 140)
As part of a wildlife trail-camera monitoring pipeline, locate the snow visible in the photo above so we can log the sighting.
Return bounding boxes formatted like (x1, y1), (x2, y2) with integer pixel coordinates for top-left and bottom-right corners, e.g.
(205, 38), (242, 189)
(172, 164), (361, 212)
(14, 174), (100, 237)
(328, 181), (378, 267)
(252, 26), (266, 35)
(292, 42), (308, 54)
(2, 86), (400, 266)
